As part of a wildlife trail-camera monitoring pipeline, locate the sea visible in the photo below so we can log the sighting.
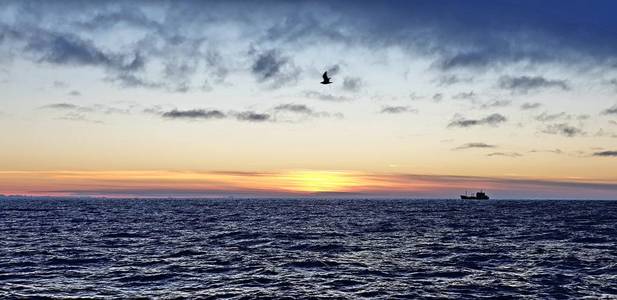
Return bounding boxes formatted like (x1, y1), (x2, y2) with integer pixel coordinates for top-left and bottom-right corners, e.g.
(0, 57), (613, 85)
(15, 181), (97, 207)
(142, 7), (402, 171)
(1, 198), (616, 299)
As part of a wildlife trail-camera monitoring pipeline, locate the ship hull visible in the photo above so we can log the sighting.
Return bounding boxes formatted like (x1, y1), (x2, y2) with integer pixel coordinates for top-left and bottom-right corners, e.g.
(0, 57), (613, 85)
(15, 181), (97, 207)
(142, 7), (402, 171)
(460, 195), (490, 200)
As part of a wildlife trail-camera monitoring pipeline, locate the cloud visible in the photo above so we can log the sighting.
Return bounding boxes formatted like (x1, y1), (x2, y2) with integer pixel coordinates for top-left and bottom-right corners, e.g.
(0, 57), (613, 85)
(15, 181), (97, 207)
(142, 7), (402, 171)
(452, 91), (476, 100)
(251, 49), (299, 87)
(380, 106), (417, 114)
(593, 151), (617, 157)
(68, 90), (81, 96)
(479, 99), (511, 109)
(454, 142), (496, 150)
(143, 105), (166, 115)
(304, 91), (351, 102)
(498, 75), (569, 93)
(601, 105), (617, 115)
(3, 1), (617, 98)
(252, 50), (285, 80)
(432, 93), (444, 102)
(273, 103), (342, 120)
(52, 81), (67, 88)
(521, 102), (542, 110)
(448, 113), (507, 128)
(535, 112), (589, 122)
(40, 103), (83, 110)
(487, 152), (522, 158)
(530, 148), (563, 154)
(159, 106), (334, 123)
(106, 73), (164, 90)
(409, 92), (424, 101)
(435, 75), (473, 86)
(57, 112), (103, 124)
(16, 28), (143, 72)
(274, 104), (314, 115)
(542, 123), (585, 137)
(40, 102), (96, 113)
(535, 112), (567, 122)
(342, 77), (362, 92)
(162, 109), (226, 120)
(235, 111), (271, 122)
(40, 102), (134, 115)
(327, 64), (341, 76)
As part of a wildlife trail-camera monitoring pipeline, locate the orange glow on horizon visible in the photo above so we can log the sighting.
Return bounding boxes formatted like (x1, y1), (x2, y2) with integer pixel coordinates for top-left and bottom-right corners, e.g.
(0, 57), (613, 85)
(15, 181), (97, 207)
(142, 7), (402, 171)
(1, 170), (616, 198)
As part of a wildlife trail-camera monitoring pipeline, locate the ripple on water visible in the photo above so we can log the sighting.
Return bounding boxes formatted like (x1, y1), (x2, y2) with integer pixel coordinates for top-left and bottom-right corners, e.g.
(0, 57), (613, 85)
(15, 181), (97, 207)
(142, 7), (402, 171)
(0, 198), (616, 298)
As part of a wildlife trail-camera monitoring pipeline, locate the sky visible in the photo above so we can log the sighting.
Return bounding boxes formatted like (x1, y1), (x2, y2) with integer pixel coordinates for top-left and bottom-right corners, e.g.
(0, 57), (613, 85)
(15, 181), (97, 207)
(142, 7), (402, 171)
(1, 0), (617, 199)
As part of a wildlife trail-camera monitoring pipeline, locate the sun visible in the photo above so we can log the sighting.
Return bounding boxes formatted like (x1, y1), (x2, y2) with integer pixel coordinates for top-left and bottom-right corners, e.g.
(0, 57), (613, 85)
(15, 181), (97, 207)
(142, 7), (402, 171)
(275, 170), (361, 193)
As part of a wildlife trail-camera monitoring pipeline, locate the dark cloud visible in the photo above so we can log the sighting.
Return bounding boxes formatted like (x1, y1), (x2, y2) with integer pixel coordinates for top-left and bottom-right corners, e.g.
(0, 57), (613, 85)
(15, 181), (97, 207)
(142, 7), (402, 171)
(521, 102), (542, 110)
(68, 90), (81, 96)
(437, 50), (510, 70)
(607, 79), (617, 91)
(542, 123), (585, 137)
(2, 1), (617, 93)
(498, 75), (569, 93)
(435, 74), (473, 86)
(106, 73), (163, 90)
(251, 49), (299, 87)
(432, 93), (443, 102)
(274, 104), (313, 114)
(601, 105), (617, 115)
(159, 106), (333, 123)
(204, 50), (229, 84)
(273, 103), (342, 120)
(535, 112), (589, 122)
(487, 152), (522, 158)
(380, 106), (417, 114)
(535, 112), (567, 122)
(479, 100), (511, 109)
(235, 111), (271, 122)
(454, 142), (496, 150)
(342, 77), (362, 92)
(593, 151), (617, 157)
(452, 91), (476, 100)
(304, 91), (351, 102)
(327, 64), (341, 76)
(40, 102), (133, 115)
(11, 27), (144, 72)
(40, 103), (83, 110)
(448, 113), (507, 128)
(76, 8), (162, 32)
(530, 148), (563, 154)
(162, 109), (226, 120)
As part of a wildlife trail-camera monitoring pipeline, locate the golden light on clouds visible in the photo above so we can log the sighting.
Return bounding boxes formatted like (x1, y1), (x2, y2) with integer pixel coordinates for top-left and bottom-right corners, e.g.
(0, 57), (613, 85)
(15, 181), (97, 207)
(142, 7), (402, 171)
(1, 170), (616, 198)
(0, 170), (389, 196)
(273, 170), (365, 193)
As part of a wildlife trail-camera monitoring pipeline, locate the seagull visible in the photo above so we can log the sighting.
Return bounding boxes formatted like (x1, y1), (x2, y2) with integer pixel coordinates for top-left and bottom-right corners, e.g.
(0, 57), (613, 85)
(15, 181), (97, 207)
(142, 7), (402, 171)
(320, 71), (332, 84)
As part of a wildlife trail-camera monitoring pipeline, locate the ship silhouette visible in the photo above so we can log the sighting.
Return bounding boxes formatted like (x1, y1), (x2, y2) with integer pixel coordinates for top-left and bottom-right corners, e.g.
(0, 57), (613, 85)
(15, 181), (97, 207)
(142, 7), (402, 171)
(460, 190), (490, 200)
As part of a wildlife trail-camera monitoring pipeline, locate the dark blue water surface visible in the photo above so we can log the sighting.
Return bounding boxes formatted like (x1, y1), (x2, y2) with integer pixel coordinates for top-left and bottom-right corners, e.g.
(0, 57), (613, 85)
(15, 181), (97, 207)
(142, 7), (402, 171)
(1, 198), (616, 299)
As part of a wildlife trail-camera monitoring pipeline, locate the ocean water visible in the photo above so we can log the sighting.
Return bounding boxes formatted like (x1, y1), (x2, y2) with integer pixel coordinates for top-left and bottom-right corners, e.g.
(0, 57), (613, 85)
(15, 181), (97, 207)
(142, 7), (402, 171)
(1, 198), (616, 299)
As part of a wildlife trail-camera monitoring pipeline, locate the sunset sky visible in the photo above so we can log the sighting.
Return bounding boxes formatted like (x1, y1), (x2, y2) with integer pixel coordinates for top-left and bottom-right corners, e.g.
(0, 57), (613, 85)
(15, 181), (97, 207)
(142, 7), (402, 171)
(1, 0), (617, 199)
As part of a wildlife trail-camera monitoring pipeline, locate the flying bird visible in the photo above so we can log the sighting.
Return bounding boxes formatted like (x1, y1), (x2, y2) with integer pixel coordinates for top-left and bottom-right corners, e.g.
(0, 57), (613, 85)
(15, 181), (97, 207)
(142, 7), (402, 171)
(320, 71), (332, 84)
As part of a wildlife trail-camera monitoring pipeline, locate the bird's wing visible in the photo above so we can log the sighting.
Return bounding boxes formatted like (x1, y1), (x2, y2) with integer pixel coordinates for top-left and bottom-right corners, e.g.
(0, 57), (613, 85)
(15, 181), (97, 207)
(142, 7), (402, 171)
(322, 72), (328, 80)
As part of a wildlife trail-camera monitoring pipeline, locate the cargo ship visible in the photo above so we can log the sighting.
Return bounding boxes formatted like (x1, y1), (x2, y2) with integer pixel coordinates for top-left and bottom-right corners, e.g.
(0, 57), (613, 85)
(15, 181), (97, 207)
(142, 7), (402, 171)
(460, 191), (490, 200)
